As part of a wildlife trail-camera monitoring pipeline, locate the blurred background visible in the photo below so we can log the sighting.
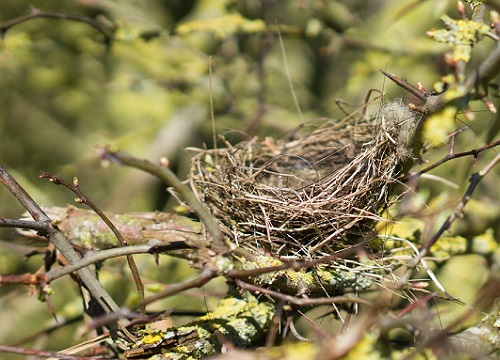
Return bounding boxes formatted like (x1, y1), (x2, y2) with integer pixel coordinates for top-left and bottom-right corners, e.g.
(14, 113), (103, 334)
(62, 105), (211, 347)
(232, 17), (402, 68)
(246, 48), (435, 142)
(0, 0), (499, 357)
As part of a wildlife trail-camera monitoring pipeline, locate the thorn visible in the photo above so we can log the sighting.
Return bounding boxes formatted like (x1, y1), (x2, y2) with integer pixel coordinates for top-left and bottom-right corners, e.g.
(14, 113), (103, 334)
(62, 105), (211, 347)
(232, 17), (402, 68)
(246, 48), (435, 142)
(380, 70), (428, 102)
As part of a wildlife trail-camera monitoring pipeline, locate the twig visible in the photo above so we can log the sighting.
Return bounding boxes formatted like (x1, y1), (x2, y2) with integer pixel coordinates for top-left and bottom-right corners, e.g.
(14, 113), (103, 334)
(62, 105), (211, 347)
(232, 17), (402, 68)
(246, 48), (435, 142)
(101, 148), (228, 254)
(400, 151), (500, 286)
(0, 218), (50, 233)
(0, 244), (161, 285)
(227, 243), (363, 279)
(39, 171), (145, 314)
(0, 6), (113, 46)
(235, 279), (372, 307)
(382, 23), (500, 115)
(0, 344), (107, 360)
(136, 268), (216, 308)
(0, 166), (121, 316)
(379, 70), (428, 103)
(410, 139), (500, 177)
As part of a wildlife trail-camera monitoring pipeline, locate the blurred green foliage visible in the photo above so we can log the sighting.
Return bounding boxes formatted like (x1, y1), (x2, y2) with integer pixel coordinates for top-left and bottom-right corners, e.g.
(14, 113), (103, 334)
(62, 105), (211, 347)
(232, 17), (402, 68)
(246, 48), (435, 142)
(0, 0), (473, 216)
(0, 0), (499, 357)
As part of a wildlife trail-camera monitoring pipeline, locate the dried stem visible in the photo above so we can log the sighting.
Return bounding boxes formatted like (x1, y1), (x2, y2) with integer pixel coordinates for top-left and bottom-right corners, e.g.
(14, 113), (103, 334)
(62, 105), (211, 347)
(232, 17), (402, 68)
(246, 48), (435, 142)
(409, 138), (500, 177)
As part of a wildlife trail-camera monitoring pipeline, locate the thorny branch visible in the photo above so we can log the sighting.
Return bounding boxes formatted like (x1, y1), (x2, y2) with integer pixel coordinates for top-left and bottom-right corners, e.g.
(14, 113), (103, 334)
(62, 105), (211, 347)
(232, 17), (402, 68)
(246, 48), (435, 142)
(0, 344), (108, 360)
(0, 244), (156, 285)
(0, 166), (122, 317)
(383, 3), (500, 114)
(400, 151), (500, 287)
(409, 138), (500, 177)
(39, 171), (146, 314)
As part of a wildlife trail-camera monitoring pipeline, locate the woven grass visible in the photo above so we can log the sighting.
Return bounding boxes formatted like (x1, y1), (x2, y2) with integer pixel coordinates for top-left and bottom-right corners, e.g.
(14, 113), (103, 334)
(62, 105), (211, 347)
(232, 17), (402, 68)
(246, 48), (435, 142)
(189, 100), (422, 258)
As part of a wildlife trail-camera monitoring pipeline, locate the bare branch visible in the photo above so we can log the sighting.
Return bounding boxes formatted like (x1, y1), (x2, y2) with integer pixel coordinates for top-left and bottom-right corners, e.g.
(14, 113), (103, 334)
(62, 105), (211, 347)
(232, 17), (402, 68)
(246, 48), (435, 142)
(0, 218), (49, 233)
(0, 243), (159, 285)
(235, 279), (372, 307)
(0, 166), (121, 316)
(136, 268), (216, 308)
(409, 138), (500, 177)
(101, 148), (228, 254)
(39, 171), (145, 314)
(0, 6), (113, 46)
(400, 151), (500, 286)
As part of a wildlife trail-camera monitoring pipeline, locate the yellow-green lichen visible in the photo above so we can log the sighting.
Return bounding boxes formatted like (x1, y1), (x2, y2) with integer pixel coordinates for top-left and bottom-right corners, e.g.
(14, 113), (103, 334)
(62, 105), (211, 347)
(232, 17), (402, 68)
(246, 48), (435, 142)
(429, 235), (467, 259)
(137, 329), (164, 345)
(427, 15), (490, 63)
(471, 229), (497, 255)
(266, 342), (319, 359)
(343, 332), (380, 360)
(159, 293), (275, 358)
(236, 254), (283, 285)
(423, 106), (457, 147)
(176, 14), (266, 40)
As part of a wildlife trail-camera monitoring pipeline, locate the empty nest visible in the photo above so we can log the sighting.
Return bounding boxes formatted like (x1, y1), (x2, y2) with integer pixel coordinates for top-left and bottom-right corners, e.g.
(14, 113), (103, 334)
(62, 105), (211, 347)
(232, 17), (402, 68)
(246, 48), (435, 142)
(189, 100), (422, 258)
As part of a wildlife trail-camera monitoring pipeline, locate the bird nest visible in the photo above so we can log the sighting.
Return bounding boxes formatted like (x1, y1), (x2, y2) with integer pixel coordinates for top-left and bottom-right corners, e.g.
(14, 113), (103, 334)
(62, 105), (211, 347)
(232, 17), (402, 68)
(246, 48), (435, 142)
(188, 100), (422, 258)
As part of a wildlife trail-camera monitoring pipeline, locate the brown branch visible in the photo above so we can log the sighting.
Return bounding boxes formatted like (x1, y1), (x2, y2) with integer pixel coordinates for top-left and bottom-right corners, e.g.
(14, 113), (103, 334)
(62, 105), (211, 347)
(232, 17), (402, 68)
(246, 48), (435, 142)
(0, 243), (161, 285)
(382, 40), (500, 114)
(379, 70), (428, 103)
(39, 171), (145, 314)
(0, 6), (113, 46)
(0, 218), (49, 233)
(235, 279), (372, 307)
(0, 344), (107, 360)
(136, 268), (216, 308)
(0, 166), (121, 316)
(409, 138), (500, 177)
(400, 151), (500, 286)
(101, 148), (228, 254)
